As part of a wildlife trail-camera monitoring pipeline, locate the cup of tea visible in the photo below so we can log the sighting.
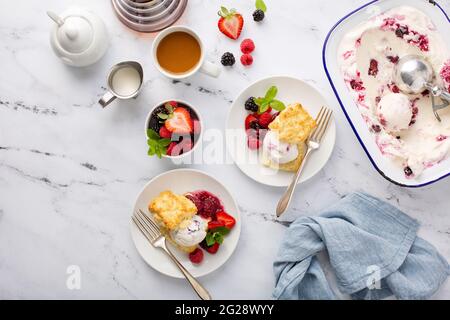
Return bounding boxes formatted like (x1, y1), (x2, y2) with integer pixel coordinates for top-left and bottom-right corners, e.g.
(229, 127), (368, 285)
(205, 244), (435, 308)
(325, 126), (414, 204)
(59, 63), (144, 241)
(152, 26), (221, 80)
(98, 61), (144, 108)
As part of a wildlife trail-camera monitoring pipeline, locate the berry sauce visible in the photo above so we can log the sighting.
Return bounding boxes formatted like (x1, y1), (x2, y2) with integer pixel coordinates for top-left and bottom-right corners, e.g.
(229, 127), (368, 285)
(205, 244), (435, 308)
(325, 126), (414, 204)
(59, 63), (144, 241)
(185, 191), (224, 220)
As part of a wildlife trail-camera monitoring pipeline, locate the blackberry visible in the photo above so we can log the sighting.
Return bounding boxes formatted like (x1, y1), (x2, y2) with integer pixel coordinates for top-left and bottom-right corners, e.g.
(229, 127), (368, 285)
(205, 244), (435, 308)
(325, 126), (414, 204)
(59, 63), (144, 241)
(249, 121), (262, 130)
(253, 9), (265, 22)
(148, 116), (162, 133)
(153, 105), (170, 117)
(220, 52), (235, 66)
(245, 97), (259, 112)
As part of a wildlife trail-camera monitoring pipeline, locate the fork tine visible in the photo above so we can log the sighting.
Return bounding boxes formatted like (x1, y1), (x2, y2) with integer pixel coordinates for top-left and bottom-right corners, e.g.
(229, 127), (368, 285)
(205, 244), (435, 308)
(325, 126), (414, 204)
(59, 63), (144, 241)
(316, 109), (333, 142)
(138, 209), (161, 236)
(132, 215), (156, 243)
(310, 107), (326, 141)
(135, 210), (158, 239)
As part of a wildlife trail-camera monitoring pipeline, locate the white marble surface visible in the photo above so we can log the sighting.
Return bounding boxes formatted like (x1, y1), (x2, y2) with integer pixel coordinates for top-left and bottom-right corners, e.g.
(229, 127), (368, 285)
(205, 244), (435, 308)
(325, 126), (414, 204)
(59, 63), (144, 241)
(0, 0), (449, 300)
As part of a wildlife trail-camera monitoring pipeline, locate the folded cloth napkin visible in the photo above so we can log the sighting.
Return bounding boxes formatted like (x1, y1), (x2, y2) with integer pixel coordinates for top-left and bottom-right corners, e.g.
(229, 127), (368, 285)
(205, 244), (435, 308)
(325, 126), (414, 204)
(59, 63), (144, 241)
(273, 192), (449, 300)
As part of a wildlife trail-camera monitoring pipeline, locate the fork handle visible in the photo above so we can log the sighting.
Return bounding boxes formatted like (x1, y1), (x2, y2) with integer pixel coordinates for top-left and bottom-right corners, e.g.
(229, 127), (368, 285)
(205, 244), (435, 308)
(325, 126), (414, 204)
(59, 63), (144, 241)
(276, 148), (313, 217)
(161, 241), (212, 300)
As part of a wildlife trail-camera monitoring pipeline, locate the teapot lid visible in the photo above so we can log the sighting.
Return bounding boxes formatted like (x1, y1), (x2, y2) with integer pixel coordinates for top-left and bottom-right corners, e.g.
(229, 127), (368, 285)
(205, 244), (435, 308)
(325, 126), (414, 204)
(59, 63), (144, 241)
(55, 15), (93, 54)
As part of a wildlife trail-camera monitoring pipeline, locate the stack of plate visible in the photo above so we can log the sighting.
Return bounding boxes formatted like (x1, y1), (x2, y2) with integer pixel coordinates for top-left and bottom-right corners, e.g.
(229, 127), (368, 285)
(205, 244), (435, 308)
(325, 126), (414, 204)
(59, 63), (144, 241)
(111, 0), (188, 33)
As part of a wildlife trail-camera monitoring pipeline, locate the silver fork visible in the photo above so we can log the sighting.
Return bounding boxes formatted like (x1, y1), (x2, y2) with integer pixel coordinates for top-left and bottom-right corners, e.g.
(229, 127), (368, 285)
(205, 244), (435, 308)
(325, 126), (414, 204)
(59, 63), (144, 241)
(276, 106), (333, 217)
(132, 209), (212, 300)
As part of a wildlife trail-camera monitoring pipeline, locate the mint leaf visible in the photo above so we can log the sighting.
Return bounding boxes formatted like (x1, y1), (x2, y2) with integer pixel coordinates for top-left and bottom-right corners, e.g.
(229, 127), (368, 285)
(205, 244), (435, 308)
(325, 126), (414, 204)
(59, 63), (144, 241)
(259, 100), (270, 114)
(270, 99), (286, 111)
(265, 86), (277, 101)
(159, 139), (171, 147)
(164, 103), (174, 113)
(254, 97), (264, 106)
(255, 0), (267, 12)
(206, 233), (215, 246)
(147, 129), (159, 140)
(213, 226), (230, 236)
(214, 232), (224, 244)
(157, 113), (169, 120)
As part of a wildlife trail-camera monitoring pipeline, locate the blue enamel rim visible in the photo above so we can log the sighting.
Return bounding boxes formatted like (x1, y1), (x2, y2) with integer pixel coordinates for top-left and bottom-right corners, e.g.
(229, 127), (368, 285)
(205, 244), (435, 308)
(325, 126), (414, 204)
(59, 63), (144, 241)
(322, 0), (450, 188)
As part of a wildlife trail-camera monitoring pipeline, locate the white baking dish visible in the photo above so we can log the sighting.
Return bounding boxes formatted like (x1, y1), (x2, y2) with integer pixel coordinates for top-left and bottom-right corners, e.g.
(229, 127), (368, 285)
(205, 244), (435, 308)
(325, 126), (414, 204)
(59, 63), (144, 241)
(323, 0), (449, 187)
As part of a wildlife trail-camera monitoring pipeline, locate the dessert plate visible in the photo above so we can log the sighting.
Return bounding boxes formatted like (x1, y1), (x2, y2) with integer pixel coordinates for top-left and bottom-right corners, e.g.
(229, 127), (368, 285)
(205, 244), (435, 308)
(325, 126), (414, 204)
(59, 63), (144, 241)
(226, 76), (336, 187)
(322, 0), (450, 187)
(131, 169), (240, 278)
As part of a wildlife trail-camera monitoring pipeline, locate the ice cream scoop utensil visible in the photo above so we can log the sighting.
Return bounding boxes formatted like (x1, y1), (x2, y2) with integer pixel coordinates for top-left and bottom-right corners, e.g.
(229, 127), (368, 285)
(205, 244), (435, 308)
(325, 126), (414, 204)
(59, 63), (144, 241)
(132, 209), (211, 300)
(395, 55), (450, 121)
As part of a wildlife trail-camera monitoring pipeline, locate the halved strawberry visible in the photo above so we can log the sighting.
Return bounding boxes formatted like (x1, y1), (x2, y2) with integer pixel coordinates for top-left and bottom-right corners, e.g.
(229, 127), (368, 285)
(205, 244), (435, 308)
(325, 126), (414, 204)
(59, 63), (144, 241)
(165, 107), (193, 134)
(208, 220), (225, 230)
(216, 211), (236, 229)
(258, 111), (273, 128)
(218, 7), (244, 40)
(245, 114), (258, 130)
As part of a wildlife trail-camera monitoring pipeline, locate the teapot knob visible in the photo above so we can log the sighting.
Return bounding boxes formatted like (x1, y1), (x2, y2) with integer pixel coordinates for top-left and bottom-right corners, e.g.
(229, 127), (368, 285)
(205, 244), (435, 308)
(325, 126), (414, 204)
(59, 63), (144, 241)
(64, 21), (79, 40)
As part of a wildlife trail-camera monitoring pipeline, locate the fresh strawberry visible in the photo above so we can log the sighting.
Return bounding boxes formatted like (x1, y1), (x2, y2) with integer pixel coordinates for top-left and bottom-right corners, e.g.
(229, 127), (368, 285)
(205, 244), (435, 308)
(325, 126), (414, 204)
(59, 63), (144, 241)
(218, 7), (244, 40)
(159, 126), (172, 139)
(166, 142), (178, 156)
(205, 242), (220, 254)
(208, 220), (225, 230)
(258, 111), (273, 128)
(189, 248), (204, 264)
(165, 107), (193, 134)
(216, 211), (236, 229)
(245, 114), (258, 130)
(247, 135), (261, 150)
(168, 101), (178, 108)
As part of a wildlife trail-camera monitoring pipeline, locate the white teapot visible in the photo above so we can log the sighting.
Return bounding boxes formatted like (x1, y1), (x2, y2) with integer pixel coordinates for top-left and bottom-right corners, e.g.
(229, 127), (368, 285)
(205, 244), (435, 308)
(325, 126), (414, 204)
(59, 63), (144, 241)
(47, 7), (109, 67)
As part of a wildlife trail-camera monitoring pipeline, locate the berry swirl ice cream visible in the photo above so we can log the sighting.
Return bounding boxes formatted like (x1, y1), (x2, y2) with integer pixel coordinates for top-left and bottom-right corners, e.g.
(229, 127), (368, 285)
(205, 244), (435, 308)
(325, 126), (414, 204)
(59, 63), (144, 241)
(338, 6), (450, 178)
(170, 215), (208, 248)
(262, 131), (299, 164)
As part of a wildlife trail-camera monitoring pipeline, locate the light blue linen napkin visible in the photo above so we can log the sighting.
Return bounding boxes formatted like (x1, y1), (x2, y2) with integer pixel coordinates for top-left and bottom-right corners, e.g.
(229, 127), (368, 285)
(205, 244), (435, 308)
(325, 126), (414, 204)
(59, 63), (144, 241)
(273, 192), (449, 300)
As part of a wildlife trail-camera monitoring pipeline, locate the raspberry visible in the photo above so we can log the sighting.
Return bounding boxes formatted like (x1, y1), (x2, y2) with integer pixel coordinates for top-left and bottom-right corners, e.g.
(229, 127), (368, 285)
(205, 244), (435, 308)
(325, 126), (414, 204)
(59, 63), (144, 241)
(240, 54), (253, 66)
(189, 248), (204, 264)
(258, 112), (273, 128)
(240, 39), (255, 54)
(201, 242), (220, 254)
(159, 126), (172, 139)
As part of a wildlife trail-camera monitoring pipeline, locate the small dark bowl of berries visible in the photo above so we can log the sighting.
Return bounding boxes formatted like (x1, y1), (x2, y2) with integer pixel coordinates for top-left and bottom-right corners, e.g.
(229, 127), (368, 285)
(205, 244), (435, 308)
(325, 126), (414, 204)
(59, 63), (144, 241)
(145, 100), (202, 158)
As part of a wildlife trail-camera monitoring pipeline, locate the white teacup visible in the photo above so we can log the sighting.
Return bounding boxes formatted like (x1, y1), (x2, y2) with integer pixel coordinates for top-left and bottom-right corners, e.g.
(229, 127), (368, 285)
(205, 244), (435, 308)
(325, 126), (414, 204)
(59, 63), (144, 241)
(152, 26), (220, 80)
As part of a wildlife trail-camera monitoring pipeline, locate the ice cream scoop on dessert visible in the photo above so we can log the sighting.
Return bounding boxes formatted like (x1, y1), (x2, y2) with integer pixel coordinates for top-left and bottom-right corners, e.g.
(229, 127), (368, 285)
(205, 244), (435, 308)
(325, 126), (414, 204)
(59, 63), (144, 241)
(337, 5), (450, 178)
(148, 190), (207, 252)
(377, 93), (413, 133)
(262, 103), (316, 172)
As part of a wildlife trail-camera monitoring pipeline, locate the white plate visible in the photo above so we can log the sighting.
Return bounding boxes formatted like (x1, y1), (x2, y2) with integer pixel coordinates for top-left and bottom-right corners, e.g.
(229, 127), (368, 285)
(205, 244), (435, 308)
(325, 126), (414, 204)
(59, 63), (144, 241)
(226, 76), (336, 187)
(130, 169), (241, 278)
(322, 0), (450, 187)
